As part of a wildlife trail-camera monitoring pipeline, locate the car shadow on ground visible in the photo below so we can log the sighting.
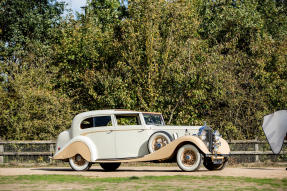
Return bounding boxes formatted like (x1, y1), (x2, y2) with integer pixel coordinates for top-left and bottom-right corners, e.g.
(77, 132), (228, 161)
(31, 168), (211, 173)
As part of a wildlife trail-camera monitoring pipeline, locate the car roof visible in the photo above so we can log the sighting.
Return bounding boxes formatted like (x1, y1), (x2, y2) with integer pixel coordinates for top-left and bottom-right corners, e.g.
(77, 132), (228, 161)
(75, 109), (162, 118)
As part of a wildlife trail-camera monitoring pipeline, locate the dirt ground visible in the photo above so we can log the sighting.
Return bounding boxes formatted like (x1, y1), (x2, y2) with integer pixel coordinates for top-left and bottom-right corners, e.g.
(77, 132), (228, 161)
(0, 166), (286, 179)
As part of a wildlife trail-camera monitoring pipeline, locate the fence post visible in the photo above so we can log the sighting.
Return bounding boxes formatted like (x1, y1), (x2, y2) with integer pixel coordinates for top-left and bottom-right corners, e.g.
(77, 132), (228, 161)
(255, 141), (259, 163)
(49, 144), (54, 164)
(0, 144), (4, 164)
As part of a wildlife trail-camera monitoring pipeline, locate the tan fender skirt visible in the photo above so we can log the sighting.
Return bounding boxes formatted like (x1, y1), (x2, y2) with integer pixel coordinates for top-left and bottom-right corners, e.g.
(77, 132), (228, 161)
(53, 141), (91, 161)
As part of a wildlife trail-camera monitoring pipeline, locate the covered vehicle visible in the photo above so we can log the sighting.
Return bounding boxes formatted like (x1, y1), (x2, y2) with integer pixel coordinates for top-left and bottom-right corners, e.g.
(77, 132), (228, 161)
(262, 110), (287, 154)
(53, 109), (230, 171)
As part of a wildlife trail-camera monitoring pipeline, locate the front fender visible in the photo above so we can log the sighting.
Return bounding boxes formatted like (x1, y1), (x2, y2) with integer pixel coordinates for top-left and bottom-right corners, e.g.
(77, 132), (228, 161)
(174, 136), (211, 154)
(218, 137), (230, 155)
(53, 136), (97, 162)
(135, 135), (211, 162)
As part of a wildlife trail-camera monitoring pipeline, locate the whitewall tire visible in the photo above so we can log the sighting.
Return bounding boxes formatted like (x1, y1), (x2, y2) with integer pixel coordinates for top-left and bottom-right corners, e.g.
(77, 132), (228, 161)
(69, 154), (92, 171)
(176, 144), (201, 172)
(148, 132), (171, 153)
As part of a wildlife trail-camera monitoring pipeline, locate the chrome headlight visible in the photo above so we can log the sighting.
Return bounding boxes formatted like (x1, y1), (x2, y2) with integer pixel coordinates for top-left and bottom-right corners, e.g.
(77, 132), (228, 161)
(213, 130), (221, 154)
(214, 130), (221, 143)
(213, 144), (219, 152)
(199, 130), (207, 141)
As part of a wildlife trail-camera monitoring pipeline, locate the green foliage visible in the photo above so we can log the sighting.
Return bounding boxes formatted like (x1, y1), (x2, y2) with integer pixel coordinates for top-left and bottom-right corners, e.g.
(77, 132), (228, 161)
(0, 0), (72, 140)
(0, 0), (64, 60)
(0, 0), (287, 140)
(0, 64), (73, 140)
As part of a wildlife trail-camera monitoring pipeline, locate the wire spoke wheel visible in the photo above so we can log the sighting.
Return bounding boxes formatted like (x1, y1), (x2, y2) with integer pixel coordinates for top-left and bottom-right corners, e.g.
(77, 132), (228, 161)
(148, 132), (172, 153)
(69, 154), (92, 171)
(181, 149), (197, 166)
(72, 154), (86, 166)
(152, 135), (169, 151)
(176, 144), (201, 172)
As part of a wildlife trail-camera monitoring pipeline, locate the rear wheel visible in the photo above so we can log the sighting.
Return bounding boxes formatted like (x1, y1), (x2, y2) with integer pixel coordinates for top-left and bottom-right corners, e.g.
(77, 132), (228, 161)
(69, 154), (92, 171)
(203, 157), (227, 171)
(99, 163), (121, 171)
(176, 144), (201, 172)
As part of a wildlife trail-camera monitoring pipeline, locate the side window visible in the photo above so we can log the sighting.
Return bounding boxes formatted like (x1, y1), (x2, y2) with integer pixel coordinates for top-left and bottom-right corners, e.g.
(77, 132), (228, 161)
(81, 116), (112, 129)
(94, 116), (112, 127)
(80, 117), (94, 129)
(116, 114), (141, 126)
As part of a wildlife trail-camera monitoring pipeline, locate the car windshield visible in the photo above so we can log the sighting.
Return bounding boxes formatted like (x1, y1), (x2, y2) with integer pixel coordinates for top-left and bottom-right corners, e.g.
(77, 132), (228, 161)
(143, 113), (165, 126)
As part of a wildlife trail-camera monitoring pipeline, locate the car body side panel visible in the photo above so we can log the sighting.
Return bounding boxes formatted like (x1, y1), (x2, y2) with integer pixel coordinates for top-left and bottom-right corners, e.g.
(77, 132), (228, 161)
(115, 126), (152, 158)
(96, 135), (211, 163)
(82, 127), (116, 159)
(53, 136), (98, 162)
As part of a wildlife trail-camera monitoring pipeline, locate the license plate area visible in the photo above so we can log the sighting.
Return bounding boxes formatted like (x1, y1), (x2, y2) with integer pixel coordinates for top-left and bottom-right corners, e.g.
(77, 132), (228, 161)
(211, 156), (224, 164)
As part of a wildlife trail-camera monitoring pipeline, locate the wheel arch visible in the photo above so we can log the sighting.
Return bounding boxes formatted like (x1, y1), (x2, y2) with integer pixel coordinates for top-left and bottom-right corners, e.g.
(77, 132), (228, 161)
(53, 136), (98, 162)
(149, 131), (173, 141)
(168, 137), (210, 161)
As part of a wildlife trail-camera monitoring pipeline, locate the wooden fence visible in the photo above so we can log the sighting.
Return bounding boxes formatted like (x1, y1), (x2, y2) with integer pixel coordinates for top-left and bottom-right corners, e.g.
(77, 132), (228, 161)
(0, 140), (286, 164)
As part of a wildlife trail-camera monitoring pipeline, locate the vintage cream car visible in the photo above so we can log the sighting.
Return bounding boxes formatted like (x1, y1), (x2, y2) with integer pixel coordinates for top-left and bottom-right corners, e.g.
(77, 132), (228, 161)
(53, 109), (230, 171)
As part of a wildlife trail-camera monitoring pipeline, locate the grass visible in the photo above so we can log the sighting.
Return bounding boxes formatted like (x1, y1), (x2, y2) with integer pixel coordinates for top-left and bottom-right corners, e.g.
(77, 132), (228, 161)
(1, 161), (287, 168)
(0, 175), (286, 191)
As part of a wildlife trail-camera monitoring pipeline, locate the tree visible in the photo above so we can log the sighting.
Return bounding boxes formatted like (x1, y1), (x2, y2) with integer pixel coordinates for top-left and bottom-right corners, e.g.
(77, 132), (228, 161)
(0, 0), (72, 140)
(0, 63), (73, 140)
(0, 0), (64, 63)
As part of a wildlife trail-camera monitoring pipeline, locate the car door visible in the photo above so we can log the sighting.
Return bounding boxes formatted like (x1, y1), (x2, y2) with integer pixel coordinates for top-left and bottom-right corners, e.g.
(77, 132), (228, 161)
(80, 115), (116, 159)
(115, 113), (151, 158)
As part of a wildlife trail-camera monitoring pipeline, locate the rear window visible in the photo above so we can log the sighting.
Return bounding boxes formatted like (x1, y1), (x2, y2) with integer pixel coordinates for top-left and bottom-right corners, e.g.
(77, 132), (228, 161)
(80, 116), (112, 129)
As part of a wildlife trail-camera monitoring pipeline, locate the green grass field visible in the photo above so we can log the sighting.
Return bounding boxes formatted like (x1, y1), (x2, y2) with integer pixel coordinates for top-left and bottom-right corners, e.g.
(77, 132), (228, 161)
(0, 175), (286, 191)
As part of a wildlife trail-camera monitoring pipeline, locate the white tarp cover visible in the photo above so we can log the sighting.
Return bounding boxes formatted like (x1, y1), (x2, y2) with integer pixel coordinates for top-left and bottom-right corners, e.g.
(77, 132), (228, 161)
(262, 110), (287, 154)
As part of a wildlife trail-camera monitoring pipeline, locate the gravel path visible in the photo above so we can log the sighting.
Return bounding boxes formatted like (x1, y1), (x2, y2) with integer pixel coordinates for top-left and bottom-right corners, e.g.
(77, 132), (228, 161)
(0, 166), (286, 179)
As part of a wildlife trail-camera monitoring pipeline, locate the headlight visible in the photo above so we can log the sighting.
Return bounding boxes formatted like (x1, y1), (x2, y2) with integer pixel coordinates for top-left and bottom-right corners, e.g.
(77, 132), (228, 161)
(199, 130), (207, 141)
(214, 130), (220, 136)
(213, 145), (219, 152)
(214, 130), (221, 142)
(213, 130), (221, 154)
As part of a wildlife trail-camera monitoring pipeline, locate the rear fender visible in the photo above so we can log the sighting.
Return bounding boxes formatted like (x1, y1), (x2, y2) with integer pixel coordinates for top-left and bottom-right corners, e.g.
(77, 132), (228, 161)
(53, 136), (97, 162)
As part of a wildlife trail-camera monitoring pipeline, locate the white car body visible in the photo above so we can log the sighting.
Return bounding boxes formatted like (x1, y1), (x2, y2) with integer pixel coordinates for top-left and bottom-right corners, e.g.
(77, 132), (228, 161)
(53, 109), (230, 171)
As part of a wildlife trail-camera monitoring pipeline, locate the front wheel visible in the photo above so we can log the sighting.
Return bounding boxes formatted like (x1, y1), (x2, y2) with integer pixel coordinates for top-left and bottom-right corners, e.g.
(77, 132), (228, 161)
(203, 157), (227, 171)
(99, 163), (121, 171)
(69, 154), (92, 171)
(176, 144), (201, 172)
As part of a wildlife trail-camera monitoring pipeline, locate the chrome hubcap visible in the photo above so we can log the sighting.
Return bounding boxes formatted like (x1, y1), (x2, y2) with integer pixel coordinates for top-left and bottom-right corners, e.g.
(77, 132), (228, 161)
(181, 149), (196, 166)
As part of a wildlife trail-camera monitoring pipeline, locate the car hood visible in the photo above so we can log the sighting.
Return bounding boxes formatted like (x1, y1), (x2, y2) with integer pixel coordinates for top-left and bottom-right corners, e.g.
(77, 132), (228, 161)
(149, 125), (203, 130)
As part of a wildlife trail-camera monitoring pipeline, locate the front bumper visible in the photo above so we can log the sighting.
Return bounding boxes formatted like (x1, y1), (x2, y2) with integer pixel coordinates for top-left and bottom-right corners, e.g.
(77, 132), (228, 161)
(205, 154), (229, 164)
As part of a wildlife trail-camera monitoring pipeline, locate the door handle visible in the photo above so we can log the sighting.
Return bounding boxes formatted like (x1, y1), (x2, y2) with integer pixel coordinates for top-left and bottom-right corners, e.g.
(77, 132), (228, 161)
(107, 130), (113, 134)
(138, 129), (144, 132)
